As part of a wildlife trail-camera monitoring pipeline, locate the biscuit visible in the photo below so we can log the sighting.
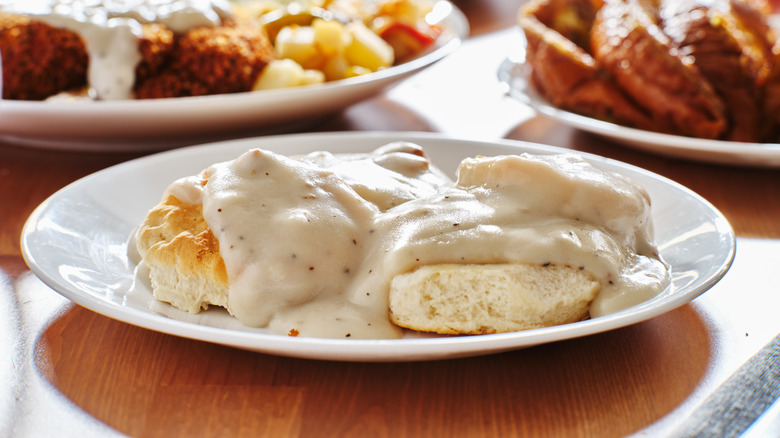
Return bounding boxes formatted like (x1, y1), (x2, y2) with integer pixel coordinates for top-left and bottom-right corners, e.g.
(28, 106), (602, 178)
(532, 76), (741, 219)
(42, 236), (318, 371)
(136, 194), (230, 314)
(389, 263), (600, 334)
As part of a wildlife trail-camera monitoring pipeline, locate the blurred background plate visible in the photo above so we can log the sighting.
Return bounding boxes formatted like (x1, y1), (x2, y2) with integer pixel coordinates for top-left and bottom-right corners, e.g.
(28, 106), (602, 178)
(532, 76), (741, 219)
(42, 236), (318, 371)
(0, 1), (467, 152)
(498, 57), (780, 168)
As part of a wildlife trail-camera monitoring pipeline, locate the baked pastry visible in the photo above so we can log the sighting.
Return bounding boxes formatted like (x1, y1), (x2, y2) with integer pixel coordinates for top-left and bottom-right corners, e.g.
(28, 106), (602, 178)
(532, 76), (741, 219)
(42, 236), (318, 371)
(136, 194), (229, 314)
(136, 143), (669, 339)
(389, 263), (600, 335)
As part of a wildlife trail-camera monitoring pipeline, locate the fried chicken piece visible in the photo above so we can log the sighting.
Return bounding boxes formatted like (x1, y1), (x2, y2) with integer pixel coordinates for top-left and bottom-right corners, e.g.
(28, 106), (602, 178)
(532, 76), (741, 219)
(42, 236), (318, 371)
(724, 0), (779, 141)
(519, 0), (654, 129)
(725, 0), (776, 85)
(590, 0), (727, 139)
(0, 12), (175, 100)
(659, 0), (770, 142)
(524, 0), (605, 50)
(763, 43), (780, 141)
(134, 20), (274, 99)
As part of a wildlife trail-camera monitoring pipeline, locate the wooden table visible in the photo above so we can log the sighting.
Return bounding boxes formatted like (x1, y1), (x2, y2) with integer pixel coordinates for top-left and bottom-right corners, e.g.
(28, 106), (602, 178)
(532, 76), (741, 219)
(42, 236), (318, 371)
(3, 2), (780, 436)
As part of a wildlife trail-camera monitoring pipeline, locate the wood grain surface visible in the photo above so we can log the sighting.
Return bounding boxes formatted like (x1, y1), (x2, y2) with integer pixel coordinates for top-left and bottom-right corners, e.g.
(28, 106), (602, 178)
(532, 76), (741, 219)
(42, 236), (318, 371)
(3, 1), (780, 437)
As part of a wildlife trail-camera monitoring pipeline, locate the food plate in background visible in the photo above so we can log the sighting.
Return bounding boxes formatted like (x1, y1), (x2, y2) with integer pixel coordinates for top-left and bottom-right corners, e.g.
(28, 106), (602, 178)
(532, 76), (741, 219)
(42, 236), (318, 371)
(0, 2), (467, 152)
(497, 57), (780, 168)
(21, 131), (735, 362)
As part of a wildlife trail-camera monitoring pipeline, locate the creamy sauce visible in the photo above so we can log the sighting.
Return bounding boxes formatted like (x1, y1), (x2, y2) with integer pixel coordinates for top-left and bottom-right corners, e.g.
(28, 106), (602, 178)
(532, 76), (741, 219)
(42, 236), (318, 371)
(163, 142), (670, 339)
(1, 0), (232, 99)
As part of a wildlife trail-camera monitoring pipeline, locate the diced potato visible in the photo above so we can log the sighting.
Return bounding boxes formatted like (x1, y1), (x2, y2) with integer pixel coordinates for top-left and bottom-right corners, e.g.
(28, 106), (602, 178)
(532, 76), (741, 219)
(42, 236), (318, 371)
(345, 21), (394, 71)
(321, 54), (350, 81)
(274, 25), (319, 68)
(345, 65), (373, 78)
(312, 18), (350, 56)
(300, 69), (326, 85)
(376, 0), (428, 26)
(253, 59), (324, 90)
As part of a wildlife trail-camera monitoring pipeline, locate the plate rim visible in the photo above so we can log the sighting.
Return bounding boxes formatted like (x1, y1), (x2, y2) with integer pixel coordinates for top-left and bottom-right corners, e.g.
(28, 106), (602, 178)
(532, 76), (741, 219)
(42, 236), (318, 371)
(20, 131), (737, 361)
(497, 57), (780, 167)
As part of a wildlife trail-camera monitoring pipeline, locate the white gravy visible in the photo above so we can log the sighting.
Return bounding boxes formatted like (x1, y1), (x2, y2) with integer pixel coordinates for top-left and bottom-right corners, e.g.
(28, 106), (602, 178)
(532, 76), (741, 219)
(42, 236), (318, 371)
(1, 0), (232, 99)
(163, 142), (670, 339)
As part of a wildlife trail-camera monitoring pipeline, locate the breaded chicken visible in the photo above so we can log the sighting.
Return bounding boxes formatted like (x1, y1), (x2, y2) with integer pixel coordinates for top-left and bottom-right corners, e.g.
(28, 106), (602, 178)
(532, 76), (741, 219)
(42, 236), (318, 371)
(0, 11), (175, 100)
(135, 23), (176, 85)
(0, 12), (89, 100)
(0, 10), (272, 100)
(134, 19), (274, 99)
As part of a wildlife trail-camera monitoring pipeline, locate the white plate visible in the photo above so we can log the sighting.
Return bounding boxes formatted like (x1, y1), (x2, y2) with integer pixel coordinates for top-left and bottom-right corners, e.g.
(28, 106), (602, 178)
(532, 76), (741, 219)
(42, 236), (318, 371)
(20, 132), (735, 362)
(0, 2), (467, 152)
(497, 57), (780, 167)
